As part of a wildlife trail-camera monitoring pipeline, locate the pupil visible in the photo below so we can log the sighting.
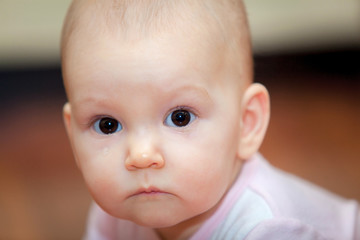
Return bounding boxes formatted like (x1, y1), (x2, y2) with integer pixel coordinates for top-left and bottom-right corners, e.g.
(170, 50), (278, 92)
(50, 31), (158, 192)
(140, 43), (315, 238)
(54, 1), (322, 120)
(171, 110), (190, 127)
(100, 118), (118, 133)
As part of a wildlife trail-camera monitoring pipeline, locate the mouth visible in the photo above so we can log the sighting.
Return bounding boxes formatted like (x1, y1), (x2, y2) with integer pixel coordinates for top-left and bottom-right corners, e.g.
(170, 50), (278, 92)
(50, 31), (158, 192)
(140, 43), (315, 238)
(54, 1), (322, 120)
(130, 187), (168, 198)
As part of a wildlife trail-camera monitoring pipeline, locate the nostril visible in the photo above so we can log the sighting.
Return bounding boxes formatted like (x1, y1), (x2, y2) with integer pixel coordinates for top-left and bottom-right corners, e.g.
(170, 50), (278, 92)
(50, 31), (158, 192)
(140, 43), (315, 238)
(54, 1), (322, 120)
(150, 163), (158, 168)
(127, 165), (138, 171)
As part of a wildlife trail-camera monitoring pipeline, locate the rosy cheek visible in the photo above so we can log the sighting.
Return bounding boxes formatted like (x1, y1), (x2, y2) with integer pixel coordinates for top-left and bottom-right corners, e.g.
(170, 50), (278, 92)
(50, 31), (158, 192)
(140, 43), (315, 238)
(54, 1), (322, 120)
(75, 143), (115, 186)
(83, 161), (121, 207)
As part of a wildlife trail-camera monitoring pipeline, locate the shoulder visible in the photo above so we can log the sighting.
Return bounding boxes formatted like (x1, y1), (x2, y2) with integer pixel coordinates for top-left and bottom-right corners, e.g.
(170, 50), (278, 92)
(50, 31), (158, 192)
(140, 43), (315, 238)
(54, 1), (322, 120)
(208, 153), (360, 240)
(244, 153), (360, 239)
(244, 218), (329, 240)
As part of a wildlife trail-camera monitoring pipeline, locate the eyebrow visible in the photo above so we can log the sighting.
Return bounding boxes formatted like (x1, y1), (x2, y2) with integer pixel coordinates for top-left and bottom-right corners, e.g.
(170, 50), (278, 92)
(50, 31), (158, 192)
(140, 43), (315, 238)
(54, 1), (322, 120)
(163, 84), (213, 103)
(72, 81), (214, 110)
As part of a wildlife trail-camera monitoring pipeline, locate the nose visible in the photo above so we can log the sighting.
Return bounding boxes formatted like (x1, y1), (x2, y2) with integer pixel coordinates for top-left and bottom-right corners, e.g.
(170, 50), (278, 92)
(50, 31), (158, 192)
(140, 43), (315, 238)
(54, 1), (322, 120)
(125, 133), (165, 171)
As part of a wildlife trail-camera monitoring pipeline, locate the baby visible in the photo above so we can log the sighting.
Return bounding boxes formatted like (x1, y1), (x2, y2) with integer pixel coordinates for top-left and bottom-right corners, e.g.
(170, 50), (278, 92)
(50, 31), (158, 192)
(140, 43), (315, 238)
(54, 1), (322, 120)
(60, 0), (360, 239)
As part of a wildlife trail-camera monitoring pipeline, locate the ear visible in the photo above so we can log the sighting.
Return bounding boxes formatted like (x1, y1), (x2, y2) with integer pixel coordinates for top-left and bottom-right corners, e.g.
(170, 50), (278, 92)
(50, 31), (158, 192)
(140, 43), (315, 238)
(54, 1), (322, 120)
(237, 83), (270, 160)
(63, 102), (73, 140)
(63, 102), (82, 169)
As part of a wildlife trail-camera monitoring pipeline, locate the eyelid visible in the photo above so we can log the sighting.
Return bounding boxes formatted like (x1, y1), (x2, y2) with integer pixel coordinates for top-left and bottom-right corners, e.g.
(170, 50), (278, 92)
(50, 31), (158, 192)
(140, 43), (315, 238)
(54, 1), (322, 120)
(164, 106), (198, 119)
(87, 115), (107, 128)
(169, 105), (199, 116)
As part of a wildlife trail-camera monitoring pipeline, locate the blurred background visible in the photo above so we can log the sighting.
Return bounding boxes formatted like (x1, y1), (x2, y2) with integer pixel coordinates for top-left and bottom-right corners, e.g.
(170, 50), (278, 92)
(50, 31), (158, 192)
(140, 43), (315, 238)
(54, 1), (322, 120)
(0, 0), (359, 239)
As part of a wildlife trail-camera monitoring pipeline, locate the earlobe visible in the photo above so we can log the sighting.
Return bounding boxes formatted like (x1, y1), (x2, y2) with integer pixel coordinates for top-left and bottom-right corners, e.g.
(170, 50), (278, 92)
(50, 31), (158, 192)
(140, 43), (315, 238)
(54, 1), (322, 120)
(237, 83), (270, 160)
(63, 102), (73, 139)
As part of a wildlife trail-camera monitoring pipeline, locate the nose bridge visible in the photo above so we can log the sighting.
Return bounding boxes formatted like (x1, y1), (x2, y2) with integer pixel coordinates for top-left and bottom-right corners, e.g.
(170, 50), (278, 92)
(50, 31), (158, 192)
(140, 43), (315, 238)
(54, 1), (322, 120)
(125, 127), (164, 170)
(130, 128), (154, 156)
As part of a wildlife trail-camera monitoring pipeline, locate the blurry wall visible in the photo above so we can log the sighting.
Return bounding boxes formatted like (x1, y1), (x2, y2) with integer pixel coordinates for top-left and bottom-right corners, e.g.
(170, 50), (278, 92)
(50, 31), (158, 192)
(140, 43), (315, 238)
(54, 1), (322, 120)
(0, 0), (72, 69)
(246, 0), (360, 54)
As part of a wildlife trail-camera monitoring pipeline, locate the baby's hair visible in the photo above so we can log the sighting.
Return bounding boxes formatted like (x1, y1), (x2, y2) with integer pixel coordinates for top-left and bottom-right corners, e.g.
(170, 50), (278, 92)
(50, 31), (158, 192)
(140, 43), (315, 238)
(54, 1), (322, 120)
(61, 0), (253, 82)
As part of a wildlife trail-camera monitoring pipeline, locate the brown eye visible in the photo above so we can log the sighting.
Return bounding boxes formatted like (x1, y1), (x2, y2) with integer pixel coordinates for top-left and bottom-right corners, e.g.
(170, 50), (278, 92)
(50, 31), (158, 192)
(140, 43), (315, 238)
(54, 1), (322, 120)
(165, 109), (195, 127)
(94, 117), (122, 134)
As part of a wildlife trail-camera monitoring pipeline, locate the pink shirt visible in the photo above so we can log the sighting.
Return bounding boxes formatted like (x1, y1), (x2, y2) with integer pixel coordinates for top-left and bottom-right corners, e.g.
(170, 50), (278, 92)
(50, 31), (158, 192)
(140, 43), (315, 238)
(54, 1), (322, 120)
(84, 153), (360, 240)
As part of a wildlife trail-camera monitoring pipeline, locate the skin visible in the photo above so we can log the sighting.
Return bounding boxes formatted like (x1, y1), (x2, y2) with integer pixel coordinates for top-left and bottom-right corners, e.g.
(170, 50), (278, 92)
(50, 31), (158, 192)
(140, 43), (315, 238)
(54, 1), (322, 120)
(62, 2), (270, 239)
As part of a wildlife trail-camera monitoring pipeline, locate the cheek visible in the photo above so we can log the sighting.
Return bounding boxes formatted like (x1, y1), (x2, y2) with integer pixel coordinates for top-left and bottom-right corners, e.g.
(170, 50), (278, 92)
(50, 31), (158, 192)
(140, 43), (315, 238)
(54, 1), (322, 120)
(194, 117), (240, 167)
(165, 120), (240, 207)
(71, 133), (128, 204)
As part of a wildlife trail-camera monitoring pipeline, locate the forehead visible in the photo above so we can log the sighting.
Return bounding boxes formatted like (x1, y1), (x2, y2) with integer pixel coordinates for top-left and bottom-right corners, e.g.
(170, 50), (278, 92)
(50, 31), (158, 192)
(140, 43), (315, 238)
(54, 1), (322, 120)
(63, 27), (237, 101)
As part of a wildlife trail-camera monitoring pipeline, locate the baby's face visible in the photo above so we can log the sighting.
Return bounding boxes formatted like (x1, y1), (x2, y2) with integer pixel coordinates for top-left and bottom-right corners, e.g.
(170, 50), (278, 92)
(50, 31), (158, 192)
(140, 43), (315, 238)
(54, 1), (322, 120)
(63, 29), (247, 227)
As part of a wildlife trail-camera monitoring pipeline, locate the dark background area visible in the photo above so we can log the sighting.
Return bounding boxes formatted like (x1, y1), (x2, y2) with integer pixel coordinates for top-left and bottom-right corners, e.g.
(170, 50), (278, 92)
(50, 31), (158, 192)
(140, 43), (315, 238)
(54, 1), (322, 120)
(0, 48), (359, 239)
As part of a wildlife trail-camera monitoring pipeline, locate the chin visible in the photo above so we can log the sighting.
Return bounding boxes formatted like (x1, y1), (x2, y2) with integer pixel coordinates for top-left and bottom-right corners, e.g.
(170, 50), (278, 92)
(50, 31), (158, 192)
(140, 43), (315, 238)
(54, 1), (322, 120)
(130, 212), (184, 228)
